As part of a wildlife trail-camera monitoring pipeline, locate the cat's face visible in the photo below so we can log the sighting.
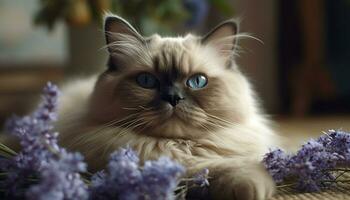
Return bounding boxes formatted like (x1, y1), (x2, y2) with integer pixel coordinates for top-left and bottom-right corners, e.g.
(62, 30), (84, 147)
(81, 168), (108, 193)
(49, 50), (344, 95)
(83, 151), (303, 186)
(88, 15), (256, 139)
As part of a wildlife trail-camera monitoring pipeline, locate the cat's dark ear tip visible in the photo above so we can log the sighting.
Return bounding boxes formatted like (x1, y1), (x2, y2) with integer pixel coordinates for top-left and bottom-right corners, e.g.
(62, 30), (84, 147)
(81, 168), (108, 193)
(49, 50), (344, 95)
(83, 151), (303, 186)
(103, 13), (124, 30)
(202, 18), (240, 44)
(225, 19), (239, 34)
(215, 19), (239, 35)
(103, 13), (142, 38)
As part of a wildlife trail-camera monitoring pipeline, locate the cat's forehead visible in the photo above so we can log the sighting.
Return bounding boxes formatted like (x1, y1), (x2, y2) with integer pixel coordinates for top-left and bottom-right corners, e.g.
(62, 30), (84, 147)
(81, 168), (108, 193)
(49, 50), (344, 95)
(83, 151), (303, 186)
(115, 34), (225, 78)
(146, 34), (215, 76)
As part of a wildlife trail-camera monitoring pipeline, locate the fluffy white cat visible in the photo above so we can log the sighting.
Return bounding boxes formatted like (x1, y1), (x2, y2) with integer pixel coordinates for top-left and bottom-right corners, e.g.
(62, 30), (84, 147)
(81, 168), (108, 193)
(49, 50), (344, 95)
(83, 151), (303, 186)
(54, 14), (277, 200)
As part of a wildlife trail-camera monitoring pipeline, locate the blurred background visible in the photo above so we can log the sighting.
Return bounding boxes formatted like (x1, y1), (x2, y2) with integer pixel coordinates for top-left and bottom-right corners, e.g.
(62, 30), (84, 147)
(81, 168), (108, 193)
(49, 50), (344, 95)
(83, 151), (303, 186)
(0, 0), (349, 150)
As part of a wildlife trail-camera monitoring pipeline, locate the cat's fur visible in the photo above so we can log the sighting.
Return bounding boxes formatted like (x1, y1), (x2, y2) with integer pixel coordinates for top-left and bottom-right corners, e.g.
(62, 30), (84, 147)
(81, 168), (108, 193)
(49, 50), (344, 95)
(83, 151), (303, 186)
(55, 15), (277, 200)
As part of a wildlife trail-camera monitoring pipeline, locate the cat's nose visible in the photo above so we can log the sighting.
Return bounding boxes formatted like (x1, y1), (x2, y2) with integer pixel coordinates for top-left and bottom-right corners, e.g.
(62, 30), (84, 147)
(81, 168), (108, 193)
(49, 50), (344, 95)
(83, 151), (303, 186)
(160, 86), (184, 107)
(162, 94), (184, 107)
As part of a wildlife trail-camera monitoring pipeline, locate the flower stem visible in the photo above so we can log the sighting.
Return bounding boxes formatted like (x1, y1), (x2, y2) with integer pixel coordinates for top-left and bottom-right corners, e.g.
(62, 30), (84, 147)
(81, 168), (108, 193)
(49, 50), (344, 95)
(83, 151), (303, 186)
(276, 183), (297, 188)
(0, 142), (17, 158)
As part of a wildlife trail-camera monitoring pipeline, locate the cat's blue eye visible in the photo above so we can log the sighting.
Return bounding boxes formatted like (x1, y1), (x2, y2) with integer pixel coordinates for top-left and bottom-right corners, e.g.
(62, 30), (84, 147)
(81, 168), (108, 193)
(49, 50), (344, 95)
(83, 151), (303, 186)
(187, 74), (208, 89)
(136, 73), (158, 89)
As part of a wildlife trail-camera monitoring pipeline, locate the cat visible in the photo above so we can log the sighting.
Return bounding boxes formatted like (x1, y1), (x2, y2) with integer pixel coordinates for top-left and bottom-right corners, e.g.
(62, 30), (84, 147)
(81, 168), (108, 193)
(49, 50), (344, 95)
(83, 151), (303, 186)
(54, 14), (277, 200)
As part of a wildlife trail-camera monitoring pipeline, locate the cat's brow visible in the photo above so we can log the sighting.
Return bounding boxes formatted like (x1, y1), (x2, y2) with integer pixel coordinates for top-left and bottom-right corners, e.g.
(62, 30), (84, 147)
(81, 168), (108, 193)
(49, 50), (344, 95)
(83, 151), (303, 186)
(152, 55), (160, 72)
(152, 48), (187, 79)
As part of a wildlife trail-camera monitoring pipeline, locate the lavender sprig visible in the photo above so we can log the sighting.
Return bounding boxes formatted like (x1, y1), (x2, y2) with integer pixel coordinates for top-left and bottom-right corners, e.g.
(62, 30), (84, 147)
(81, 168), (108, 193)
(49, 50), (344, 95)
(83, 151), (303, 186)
(263, 130), (350, 192)
(27, 150), (88, 200)
(1, 82), (88, 199)
(90, 147), (186, 200)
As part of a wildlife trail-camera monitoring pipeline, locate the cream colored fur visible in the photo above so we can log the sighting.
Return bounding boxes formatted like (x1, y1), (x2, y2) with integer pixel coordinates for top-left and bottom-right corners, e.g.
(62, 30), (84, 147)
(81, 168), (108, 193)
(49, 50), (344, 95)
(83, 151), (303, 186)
(56, 15), (278, 200)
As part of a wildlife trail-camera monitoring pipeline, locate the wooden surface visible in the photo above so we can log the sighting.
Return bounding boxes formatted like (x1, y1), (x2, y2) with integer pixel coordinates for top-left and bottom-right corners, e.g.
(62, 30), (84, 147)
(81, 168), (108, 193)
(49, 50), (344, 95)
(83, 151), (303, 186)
(0, 67), (63, 125)
(271, 174), (350, 200)
(276, 115), (350, 152)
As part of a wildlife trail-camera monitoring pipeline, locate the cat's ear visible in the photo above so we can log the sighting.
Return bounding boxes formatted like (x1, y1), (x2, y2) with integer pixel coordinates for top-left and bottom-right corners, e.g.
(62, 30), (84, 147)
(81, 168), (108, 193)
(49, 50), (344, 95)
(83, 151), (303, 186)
(104, 14), (144, 52)
(201, 20), (238, 63)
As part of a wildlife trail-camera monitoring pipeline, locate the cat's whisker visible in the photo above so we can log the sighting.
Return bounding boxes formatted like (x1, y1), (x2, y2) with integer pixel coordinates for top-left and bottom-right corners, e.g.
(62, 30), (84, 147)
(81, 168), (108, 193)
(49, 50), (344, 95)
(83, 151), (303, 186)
(122, 106), (154, 112)
(204, 108), (236, 111)
(136, 119), (153, 134)
(99, 118), (146, 155)
(176, 107), (232, 131)
(216, 33), (263, 43)
(138, 106), (153, 111)
(92, 113), (138, 134)
(102, 119), (149, 156)
(235, 33), (264, 45)
(198, 123), (212, 133)
(206, 119), (228, 130)
(211, 120), (239, 130)
(204, 112), (238, 125)
(183, 107), (236, 126)
(121, 107), (140, 111)
(102, 113), (138, 126)
(71, 114), (140, 147)
(205, 113), (241, 128)
(117, 119), (145, 137)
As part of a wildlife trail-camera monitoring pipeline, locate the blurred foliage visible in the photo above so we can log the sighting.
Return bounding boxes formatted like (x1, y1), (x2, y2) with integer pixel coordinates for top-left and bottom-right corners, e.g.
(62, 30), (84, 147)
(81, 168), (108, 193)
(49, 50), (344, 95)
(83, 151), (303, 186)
(35, 0), (234, 35)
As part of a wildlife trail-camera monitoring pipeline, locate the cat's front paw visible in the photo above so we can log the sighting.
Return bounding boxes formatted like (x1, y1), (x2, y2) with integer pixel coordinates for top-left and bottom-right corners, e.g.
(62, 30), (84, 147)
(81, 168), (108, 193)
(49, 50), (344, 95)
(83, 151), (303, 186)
(211, 164), (275, 200)
(231, 171), (275, 200)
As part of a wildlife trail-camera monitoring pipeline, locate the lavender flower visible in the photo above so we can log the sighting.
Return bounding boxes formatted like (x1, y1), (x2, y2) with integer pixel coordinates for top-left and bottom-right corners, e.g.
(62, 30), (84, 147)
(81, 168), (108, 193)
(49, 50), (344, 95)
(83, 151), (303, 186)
(264, 130), (350, 192)
(90, 147), (185, 200)
(89, 171), (110, 200)
(288, 140), (340, 191)
(4, 82), (60, 170)
(27, 151), (88, 200)
(318, 130), (350, 163)
(142, 157), (185, 200)
(108, 148), (143, 200)
(263, 148), (290, 183)
(193, 168), (210, 187)
(1, 82), (88, 199)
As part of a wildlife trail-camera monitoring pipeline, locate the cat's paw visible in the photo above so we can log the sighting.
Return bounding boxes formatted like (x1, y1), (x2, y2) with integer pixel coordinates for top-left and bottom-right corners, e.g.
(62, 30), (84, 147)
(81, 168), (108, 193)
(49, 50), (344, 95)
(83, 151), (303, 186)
(231, 169), (275, 200)
(210, 163), (275, 200)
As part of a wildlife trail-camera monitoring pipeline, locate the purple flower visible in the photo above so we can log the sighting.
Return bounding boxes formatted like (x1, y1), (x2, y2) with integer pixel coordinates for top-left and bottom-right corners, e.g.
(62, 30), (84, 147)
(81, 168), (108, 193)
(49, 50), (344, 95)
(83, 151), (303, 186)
(290, 139), (342, 191)
(318, 130), (350, 163)
(1, 82), (88, 199)
(263, 148), (290, 183)
(264, 130), (350, 192)
(27, 154), (88, 200)
(193, 168), (210, 187)
(90, 148), (185, 200)
(4, 82), (60, 170)
(89, 171), (110, 200)
(142, 157), (185, 200)
(108, 149), (143, 200)
(109, 146), (140, 164)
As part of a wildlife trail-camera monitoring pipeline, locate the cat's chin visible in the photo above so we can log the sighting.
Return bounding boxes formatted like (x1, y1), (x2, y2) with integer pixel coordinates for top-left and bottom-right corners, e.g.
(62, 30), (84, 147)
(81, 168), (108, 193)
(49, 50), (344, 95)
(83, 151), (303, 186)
(159, 102), (205, 121)
(138, 112), (207, 139)
(140, 121), (198, 139)
(126, 102), (209, 138)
